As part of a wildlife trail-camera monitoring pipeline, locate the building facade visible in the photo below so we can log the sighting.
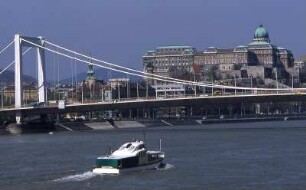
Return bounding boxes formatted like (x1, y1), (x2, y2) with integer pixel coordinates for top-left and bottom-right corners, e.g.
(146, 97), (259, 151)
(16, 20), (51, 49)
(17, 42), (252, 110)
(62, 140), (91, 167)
(143, 46), (195, 84)
(143, 25), (296, 86)
(194, 25), (294, 82)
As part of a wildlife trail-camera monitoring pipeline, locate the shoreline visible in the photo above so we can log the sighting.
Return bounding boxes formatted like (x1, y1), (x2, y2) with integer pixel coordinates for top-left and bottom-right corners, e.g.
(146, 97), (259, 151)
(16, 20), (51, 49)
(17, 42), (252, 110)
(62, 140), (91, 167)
(1, 115), (306, 135)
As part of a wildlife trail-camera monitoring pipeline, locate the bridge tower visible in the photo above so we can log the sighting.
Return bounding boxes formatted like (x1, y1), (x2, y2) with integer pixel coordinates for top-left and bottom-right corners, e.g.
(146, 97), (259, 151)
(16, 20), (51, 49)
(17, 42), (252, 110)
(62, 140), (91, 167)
(14, 34), (46, 124)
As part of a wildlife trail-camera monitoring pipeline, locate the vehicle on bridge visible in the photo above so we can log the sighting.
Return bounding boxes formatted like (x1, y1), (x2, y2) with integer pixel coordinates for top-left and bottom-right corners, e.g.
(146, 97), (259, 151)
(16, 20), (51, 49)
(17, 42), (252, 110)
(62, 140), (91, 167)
(74, 114), (86, 122)
(213, 90), (222, 96)
(31, 102), (48, 108)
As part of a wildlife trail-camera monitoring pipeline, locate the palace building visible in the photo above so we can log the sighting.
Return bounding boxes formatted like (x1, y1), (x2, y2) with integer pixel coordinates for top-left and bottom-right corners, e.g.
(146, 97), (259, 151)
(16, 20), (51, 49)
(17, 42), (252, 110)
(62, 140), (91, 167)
(143, 46), (195, 85)
(143, 25), (296, 86)
(194, 25), (295, 83)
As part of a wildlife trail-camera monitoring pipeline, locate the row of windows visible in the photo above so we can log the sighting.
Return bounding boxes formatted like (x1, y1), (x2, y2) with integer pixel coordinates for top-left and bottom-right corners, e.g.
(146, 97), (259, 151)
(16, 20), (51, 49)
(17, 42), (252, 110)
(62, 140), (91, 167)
(155, 66), (190, 72)
(156, 69), (168, 73)
(220, 66), (233, 70)
(153, 62), (190, 67)
(202, 58), (248, 64)
(152, 57), (192, 61)
(155, 60), (192, 64)
(253, 50), (273, 54)
(195, 55), (247, 60)
(156, 48), (189, 53)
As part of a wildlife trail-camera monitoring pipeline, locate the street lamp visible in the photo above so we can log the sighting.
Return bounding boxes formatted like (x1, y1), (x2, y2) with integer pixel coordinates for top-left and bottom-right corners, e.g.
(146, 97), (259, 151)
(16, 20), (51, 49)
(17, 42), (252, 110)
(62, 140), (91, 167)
(250, 75), (253, 94)
(1, 87), (3, 109)
(137, 83), (139, 99)
(101, 88), (104, 102)
(146, 81), (148, 99)
(234, 76), (237, 95)
(211, 81), (214, 96)
(118, 83), (120, 101)
(81, 84), (84, 104)
(291, 74), (294, 92)
(275, 68), (279, 94)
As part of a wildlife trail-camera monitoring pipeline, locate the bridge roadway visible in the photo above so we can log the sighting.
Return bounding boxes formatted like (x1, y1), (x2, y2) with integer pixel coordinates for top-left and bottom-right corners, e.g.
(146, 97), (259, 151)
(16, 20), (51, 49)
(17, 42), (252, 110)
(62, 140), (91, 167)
(0, 93), (306, 116)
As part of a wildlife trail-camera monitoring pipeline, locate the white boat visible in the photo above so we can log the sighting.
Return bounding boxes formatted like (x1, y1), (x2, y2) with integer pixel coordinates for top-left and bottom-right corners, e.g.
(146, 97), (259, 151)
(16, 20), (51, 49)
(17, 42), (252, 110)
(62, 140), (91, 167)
(93, 140), (165, 174)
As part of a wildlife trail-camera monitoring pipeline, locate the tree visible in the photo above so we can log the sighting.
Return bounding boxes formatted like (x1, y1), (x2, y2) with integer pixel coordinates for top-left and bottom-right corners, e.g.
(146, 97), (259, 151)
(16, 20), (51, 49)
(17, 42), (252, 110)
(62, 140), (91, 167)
(168, 66), (191, 81)
(206, 65), (219, 81)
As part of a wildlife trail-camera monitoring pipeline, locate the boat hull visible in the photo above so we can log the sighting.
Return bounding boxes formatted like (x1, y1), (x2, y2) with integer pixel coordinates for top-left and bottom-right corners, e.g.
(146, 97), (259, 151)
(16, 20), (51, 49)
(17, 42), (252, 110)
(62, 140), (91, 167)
(93, 161), (164, 174)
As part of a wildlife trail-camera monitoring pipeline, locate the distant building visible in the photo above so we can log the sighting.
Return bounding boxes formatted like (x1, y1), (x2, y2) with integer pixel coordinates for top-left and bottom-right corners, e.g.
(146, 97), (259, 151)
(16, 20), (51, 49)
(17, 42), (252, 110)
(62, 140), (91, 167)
(143, 46), (196, 85)
(2, 83), (38, 106)
(294, 58), (306, 84)
(85, 61), (96, 86)
(194, 46), (250, 66)
(194, 25), (294, 83)
(77, 62), (105, 102)
(143, 25), (297, 86)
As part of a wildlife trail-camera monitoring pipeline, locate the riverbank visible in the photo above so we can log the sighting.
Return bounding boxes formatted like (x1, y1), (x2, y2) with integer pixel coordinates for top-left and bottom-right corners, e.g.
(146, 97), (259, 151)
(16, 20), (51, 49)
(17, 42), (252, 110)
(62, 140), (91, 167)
(2, 115), (306, 135)
(60, 115), (306, 131)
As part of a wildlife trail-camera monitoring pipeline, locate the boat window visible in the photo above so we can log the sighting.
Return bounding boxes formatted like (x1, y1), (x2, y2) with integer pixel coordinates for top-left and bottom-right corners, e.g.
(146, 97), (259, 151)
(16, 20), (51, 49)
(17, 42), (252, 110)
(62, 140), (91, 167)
(128, 145), (134, 150)
(134, 146), (140, 151)
(118, 145), (124, 150)
(119, 143), (131, 150)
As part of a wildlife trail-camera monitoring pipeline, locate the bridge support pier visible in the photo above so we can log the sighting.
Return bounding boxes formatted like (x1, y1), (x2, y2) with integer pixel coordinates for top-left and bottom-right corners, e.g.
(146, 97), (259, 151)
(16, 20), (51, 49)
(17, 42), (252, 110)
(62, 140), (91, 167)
(255, 104), (261, 114)
(14, 34), (46, 124)
(15, 110), (22, 124)
(14, 34), (23, 113)
(56, 113), (60, 124)
(37, 36), (46, 103)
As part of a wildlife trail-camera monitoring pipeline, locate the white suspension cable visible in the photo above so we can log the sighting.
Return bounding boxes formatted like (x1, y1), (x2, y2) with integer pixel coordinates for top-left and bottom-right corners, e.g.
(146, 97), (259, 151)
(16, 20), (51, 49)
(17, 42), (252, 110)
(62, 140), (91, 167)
(23, 39), (200, 87)
(0, 47), (32, 75)
(26, 38), (305, 92)
(45, 40), (268, 90)
(23, 38), (306, 92)
(44, 40), (215, 86)
(45, 40), (304, 92)
(0, 40), (14, 55)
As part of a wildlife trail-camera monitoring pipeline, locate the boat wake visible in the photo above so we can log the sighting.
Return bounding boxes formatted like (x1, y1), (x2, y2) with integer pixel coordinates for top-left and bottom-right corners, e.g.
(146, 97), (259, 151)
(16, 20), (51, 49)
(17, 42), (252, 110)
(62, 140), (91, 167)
(53, 171), (98, 182)
(155, 163), (174, 170)
(53, 164), (173, 182)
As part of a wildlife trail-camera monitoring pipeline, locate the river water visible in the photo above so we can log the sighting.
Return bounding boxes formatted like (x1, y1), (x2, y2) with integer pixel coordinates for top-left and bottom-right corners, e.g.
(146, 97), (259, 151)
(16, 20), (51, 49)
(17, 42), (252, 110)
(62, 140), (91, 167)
(0, 120), (306, 190)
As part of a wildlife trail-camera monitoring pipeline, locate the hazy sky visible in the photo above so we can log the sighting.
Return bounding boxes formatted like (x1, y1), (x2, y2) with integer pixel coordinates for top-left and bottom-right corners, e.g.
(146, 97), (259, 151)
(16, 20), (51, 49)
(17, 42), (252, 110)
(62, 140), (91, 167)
(0, 0), (305, 80)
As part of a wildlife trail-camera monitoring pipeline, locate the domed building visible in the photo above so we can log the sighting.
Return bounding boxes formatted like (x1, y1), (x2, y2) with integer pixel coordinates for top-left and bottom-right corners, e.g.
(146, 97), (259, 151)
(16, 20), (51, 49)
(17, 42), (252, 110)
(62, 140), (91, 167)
(143, 25), (296, 86)
(253, 24), (270, 43)
(192, 24), (295, 84)
(248, 25), (280, 67)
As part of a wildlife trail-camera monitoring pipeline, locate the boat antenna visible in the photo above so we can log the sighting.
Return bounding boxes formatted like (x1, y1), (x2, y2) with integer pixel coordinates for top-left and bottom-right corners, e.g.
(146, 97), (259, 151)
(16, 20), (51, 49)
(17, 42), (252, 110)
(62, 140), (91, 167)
(159, 139), (162, 151)
(142, 130), (146, 143)
(108, 145), (112, 154)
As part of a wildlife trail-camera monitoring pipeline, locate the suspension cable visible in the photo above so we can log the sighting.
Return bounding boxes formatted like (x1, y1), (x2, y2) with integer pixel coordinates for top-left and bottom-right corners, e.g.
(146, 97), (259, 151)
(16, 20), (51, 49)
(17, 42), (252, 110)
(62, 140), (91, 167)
(44, 40), (215, 86)
(45, 40), (262, 90)
(0, 40), (14, 55)
(23, 38), (306, 92)
(0, 47), (32, 75)
(23, 39), (200, 87)
(45, 40), (305, 92)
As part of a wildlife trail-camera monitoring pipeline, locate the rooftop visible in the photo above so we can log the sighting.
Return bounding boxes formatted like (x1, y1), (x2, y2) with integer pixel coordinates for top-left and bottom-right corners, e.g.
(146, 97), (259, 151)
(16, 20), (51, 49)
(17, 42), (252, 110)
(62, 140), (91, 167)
(157, 45), (193, 49)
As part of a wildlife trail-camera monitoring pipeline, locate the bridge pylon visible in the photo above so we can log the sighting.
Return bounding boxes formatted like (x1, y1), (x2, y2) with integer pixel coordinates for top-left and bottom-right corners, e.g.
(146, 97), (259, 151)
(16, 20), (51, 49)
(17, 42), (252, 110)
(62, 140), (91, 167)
(14, 34), (46, 124)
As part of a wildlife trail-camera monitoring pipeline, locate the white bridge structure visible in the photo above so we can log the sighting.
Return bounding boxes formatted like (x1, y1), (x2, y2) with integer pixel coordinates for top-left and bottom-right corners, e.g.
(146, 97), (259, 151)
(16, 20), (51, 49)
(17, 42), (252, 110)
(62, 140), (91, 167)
(0, 34), (306, 123)
(14, 34), (46, 123)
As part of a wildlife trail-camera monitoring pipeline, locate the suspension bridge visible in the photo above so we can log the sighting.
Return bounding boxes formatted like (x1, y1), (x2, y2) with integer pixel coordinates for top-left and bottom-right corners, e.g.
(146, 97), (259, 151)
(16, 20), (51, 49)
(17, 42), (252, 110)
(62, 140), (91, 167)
(0, 34), (306, 124)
